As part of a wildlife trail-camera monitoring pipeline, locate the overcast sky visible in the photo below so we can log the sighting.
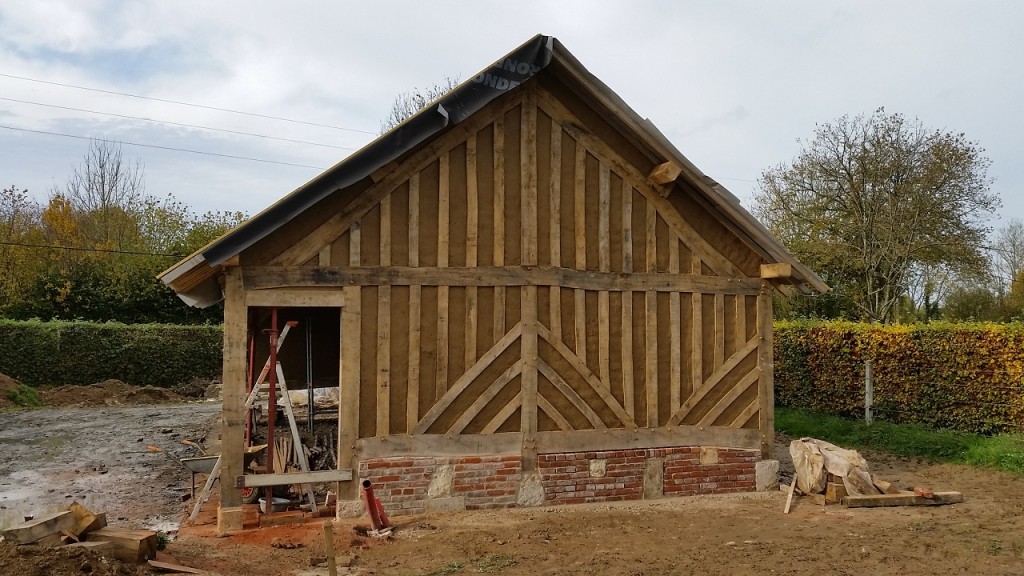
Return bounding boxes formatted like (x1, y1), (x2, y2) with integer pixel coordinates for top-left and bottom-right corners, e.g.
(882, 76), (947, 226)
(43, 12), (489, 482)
(1, 1), (1021, 233)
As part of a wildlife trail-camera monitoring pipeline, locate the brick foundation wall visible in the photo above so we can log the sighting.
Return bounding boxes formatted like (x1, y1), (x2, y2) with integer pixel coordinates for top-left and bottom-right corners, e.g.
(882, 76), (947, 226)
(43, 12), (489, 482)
(358, 446), (758, 515)
(360, 455), (522, 515)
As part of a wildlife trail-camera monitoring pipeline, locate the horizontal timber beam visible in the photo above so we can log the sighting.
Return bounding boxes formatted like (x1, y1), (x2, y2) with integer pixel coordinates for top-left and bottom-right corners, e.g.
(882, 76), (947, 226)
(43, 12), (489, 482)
(536, 426), (762, 454)
(356, 433), (522, 460)
(760, 263), (793, 280)
(235, 469), (353, 488)
(243, 266), (762, 295)
(245, 287), (345, 307)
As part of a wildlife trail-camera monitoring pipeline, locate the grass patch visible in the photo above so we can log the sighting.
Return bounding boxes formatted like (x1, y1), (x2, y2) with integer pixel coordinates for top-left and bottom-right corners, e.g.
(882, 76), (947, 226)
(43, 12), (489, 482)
(5, 384), (41, 407)
(777, 407), (1024, 475)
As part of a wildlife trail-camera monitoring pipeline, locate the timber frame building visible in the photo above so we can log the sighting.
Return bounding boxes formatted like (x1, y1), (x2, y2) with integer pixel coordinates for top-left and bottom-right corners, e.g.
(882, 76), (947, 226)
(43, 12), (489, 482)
(161, 35), (826, 531)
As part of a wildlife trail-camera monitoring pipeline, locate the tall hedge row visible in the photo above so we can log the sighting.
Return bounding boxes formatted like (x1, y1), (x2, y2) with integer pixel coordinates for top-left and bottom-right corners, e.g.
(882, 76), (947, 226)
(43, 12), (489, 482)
(0, 319), (222, 388)
(775, 321), (1024, 434)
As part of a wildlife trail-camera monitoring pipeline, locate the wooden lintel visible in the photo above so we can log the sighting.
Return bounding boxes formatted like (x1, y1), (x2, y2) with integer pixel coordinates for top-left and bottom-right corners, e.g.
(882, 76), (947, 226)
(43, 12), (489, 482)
(245, 288), (345, 307)
(236, 469), (353, 488)
(242, 266), (762, 295)
(760, 263), (793, 279)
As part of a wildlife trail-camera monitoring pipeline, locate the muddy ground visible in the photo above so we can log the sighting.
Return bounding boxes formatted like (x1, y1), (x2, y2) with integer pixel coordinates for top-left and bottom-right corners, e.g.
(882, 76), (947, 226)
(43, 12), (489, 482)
(2, 401), (1023, 575)
(0, 402), (219, 533)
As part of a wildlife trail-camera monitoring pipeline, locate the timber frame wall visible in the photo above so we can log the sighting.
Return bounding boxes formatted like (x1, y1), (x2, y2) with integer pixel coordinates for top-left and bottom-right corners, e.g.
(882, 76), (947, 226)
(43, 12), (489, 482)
(220, 78), (776, 518)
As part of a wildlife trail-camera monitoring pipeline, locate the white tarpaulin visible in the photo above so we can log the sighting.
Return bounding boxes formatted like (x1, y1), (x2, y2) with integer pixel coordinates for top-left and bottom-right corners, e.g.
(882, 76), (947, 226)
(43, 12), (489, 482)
(789, 438), (881, 496)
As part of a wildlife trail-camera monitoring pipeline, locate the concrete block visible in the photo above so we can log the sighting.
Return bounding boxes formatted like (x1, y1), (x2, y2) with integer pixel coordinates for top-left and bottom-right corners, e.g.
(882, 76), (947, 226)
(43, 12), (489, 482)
(699, 447), (719, 465)
(334, 500), (365, 518)
(425, 496), (466, 513)
(755, 459), (779, 492)
(216, 506), (243, 534)
(427, 464), (453, 498)
(643, 457), (664, 499)
(516, 471), (546, 507)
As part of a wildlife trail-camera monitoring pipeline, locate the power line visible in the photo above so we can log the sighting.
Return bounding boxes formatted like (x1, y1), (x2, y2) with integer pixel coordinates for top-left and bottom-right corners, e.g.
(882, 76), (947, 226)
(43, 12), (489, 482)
(0, 240), (182, 258)
(0, 71), (377, 135)
(0, 124), (329, 170)
(1, 96), (359, 151)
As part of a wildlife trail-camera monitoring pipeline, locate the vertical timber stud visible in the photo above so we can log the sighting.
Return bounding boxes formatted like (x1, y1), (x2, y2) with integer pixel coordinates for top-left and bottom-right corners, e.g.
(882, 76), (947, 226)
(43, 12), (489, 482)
(521, 89), (539, 471)
(377, 195), (391, 436)
(598, 162), (611, 387)
(337, 224), (361, 512)
(436, 152), (450, 400)
(621, 181), (635, 419)
(573, 140), (587, 364)
(493, 118), (506, 338)
(645, 201), (658, 427)
(407, 175), (421, 431)
(466, 134), (479, 367)
(757, 281), (774, 459)
(217, 266), (246, 533)
(549, 122), (562, 337)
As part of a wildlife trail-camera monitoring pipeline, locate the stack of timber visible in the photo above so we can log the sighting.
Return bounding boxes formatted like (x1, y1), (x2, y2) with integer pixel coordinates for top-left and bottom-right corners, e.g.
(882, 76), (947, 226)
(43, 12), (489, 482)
(0, 502), (159, 564)
(782, 472), (964, 509)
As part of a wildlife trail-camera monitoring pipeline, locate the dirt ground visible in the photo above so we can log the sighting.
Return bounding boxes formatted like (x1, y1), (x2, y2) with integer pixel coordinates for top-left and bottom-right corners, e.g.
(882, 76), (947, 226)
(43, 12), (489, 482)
(2, 400), (1023, 575)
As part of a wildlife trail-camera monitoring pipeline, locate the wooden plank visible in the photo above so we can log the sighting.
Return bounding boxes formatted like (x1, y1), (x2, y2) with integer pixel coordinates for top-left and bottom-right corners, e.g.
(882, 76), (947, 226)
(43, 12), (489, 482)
(219, 266), (246, 512)
(697, 368), (759, 427)
(535, 425), (761, 454)
(691, 257), (703, 394)
(843, 492), (964, 508)
(648, 161), (682, 186)
(714, 293), (725, 369)
(412, 323), (524, 434)
(323, 523), (338, 576)
(1, 510), (75, 544)
(760, 262), (793, 279)
(436, 152), (450, 400)
(238, 469), (354, 487)
(377, 195), (391, 435)
(598, 161), (611, 386)
(644, 201), (658, 426)
(482, 392), (522, 434)
(784, 480), (797, 514)
(537, 360), (606, 429)
(242, 266), (763, 294)
(622, 291), (635, 420)
(729, 398), (759, 428)
(537, 324), (635, 427)
(68, 502), (106, 537)
(573, 140), (587, 365)
(87, 527), (158, 564)
(521, 299), (540, 471)
(549, 121), (562, 335)
(448, 361), (523, 434)
(538, 395), (573, 431)
(357, 431), (522, 459)
(757, 282), (774, 459)
(669, 240), (681, 413)
(493, 117), (506, 339)
(735, 294), (747, 346)
(407, 175), (421, 431)
(245, 288), (344, 307)
(466, 134), (479, 367)
(668, 335), (760, 426)
(522, 91), (538, 265)
(147, 559), (218, 574)
(318, 245), (332, 267)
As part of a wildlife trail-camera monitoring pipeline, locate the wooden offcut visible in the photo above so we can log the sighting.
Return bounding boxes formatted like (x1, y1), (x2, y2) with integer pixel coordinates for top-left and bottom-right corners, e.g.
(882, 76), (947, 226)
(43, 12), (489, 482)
(843, 491), (964, 508)
(1, 510), (76, 545)
(87, 527), (158, 564)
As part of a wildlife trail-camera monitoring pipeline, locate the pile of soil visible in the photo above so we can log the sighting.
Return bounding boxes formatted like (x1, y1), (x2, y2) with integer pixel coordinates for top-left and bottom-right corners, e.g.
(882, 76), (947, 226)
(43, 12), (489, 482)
(0, 541), (145, 576)
(40, 379), (184, 407)
(0, 373), (21, 409)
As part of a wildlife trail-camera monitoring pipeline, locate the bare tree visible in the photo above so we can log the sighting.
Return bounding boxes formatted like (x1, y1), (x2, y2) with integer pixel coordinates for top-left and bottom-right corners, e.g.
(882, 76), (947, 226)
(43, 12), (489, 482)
(990, 219), (1024, 294)
(57, 139), (146, 248)
(379, 76), (460, 135)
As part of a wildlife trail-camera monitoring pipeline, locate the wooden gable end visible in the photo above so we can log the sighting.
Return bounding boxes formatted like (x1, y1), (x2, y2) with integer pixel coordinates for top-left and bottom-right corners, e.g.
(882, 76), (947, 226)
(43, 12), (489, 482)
(237, 80), (769, 458)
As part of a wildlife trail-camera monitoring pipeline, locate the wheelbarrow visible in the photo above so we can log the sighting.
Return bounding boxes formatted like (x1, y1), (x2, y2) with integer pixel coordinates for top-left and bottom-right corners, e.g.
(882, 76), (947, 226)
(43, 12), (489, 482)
(180, 444), (267, 501)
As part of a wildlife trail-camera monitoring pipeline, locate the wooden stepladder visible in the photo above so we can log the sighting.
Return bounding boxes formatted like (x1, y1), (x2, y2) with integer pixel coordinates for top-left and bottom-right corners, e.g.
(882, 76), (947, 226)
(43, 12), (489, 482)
(189, 323), (318, 521)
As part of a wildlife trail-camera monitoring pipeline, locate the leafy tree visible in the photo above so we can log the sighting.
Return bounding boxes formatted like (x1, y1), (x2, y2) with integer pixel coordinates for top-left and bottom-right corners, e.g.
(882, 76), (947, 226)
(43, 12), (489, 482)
(0, 186), (43, 306)
(379, 76), (460, 135)
(755, 108), (998, 323)
(990, 219), (1024, 296)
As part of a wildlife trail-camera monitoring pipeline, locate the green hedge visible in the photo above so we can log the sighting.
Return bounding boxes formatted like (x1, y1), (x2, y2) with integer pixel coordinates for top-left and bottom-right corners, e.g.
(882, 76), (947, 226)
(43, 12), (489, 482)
(0, 319), (222, 388)
(775, 321), (1024, 434)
